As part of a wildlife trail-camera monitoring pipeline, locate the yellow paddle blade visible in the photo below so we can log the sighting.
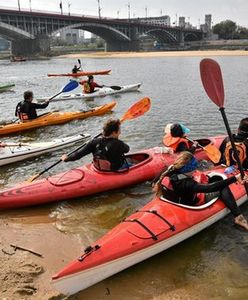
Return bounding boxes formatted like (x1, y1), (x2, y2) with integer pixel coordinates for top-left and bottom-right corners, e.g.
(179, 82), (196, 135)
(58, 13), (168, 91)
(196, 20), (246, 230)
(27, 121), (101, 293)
(203, 144), (221, 164)
(120, 97), (151, 122)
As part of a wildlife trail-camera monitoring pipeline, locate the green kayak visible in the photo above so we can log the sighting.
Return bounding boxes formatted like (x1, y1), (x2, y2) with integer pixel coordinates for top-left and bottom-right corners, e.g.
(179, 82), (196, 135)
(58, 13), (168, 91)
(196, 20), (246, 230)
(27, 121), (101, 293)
(0, 83), (15, 92)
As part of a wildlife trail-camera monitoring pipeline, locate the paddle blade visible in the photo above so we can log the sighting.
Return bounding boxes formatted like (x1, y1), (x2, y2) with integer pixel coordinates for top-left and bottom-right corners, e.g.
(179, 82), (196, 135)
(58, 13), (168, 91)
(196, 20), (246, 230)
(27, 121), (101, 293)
(61, 80), (79, 93)
(200, 58), (225, 108)
(203, 144), (222, 164)
(78, 59), (81, 65)
(120, 97), (151, 122)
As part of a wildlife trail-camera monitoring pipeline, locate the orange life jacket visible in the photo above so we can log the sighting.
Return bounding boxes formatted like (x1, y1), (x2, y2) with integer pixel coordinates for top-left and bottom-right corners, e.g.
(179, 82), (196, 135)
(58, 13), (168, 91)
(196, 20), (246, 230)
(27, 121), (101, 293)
(83, 82), (91, 93)
(161, 170), (208, 205)
(163, 133), (190, 152)
(224, 141), (247, 167)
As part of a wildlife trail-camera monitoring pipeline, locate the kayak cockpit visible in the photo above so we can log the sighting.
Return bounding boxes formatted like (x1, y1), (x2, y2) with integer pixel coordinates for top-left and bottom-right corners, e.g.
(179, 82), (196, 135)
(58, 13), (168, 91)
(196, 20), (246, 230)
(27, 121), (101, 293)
(160, 172), (227, 210)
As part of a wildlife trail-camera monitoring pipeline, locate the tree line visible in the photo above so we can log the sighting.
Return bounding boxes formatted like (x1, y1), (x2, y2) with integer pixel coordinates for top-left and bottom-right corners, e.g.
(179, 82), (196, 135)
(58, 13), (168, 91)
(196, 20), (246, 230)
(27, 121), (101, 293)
(213, 20), (248, 39)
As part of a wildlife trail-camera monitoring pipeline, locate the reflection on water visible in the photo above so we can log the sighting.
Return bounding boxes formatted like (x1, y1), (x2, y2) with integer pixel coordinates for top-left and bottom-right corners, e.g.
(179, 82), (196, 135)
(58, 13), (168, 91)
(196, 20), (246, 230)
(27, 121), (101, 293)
(0, 56), (248, 299)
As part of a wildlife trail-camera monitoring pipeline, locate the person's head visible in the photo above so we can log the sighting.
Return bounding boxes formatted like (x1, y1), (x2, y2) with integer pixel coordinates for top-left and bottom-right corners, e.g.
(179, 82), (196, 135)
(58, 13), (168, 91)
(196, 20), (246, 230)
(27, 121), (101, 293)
(164, 123), (190, 138)
(88, 75), (94, 82)
(74, 65), (77, 68)
(238, 118), (248, 134)
(23, 90), (34, 102)
(173, 151), (198, 174)
(103, 119), (121, 137)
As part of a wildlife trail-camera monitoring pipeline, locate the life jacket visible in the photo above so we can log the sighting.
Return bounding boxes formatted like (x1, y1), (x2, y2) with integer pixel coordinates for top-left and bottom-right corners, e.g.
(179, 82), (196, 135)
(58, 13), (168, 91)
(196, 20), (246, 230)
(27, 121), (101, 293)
(93, 140), (111, 171)
(83, 82), (92, 94)
(163, 133), (190, 152)
(15, 101), (29, 121)
(224, 140), (247, 167)
(161, 170), (208, 205)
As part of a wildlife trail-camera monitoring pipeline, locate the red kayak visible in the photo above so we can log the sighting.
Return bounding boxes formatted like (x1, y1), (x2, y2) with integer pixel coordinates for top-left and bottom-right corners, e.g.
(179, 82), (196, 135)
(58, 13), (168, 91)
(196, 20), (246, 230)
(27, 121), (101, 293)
(47, 70), (111, 77)
(52, 166), (247, 296)
(0, 137), (223, 210)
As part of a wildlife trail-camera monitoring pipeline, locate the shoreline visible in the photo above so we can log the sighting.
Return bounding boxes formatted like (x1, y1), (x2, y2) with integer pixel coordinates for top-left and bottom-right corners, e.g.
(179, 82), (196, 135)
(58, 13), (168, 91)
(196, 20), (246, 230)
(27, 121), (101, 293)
(59, 50), (248, 59)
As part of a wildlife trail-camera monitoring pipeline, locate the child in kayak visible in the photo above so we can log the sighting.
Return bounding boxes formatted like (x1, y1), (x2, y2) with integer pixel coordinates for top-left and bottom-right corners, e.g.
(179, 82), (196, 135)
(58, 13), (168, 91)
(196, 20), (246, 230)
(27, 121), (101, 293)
(80, 75), (103, 94)
(61, 118), (130, 171)
(163, 123), (198, 153)
(152, 151), (248, 231)
(15, 90), (49, 121)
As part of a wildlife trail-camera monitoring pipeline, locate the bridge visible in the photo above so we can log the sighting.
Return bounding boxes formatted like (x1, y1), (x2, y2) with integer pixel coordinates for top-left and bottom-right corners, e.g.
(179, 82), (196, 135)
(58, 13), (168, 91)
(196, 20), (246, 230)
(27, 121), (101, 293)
(0, 8), (203, 56)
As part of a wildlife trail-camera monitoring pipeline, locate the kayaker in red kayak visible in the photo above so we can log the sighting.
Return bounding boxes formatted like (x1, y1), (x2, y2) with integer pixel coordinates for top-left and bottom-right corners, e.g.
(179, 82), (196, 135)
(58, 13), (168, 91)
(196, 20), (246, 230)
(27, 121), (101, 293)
(72, 64), (81, 74)
(80, 75), (103, 94)
(153, 151), (248, 230)
(163, 123), (198, 153)
(219, 117), (248, 169)
(15, 91), (50, 121)
(61, 118), (130, 171)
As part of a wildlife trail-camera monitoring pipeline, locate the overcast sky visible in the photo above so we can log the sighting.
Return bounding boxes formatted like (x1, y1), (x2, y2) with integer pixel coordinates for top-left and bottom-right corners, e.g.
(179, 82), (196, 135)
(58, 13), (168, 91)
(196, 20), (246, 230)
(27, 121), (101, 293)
(3, 0), (248, 27)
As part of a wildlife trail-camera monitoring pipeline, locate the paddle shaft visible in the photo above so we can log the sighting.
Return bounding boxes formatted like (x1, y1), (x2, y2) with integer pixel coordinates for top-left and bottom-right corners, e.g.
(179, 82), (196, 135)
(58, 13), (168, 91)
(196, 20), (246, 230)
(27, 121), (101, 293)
(220, 108), (245, 178)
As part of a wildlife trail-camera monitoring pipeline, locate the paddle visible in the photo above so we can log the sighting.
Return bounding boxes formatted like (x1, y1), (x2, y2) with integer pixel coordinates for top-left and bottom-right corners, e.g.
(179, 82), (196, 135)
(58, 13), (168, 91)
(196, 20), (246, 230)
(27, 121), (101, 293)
(78, 59), (82, 70)
(200, 58), (248, 193)
(103, 85), (122, 91)
(49, 80), (79, 101)
(186, 137), (221, 164)
(27, 97), (151, 183)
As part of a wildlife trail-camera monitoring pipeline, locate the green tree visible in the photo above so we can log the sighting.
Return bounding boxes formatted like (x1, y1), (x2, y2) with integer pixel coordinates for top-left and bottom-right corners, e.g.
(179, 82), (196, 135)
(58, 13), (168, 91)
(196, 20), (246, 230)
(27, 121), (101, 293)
(213, 20), (237, 39)
(237, 26), (248, 39)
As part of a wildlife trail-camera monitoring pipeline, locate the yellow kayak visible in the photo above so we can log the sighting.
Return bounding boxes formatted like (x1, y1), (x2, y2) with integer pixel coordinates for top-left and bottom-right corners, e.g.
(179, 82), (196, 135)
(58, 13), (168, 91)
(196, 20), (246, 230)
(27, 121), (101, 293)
(0, 101), (116, 136)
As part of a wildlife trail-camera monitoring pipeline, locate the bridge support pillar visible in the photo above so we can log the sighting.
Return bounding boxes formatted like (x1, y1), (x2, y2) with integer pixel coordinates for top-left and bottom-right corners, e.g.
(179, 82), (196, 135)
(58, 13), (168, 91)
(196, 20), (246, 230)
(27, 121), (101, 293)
(106, 40), (140, 52)
(11, 35), (50, 57)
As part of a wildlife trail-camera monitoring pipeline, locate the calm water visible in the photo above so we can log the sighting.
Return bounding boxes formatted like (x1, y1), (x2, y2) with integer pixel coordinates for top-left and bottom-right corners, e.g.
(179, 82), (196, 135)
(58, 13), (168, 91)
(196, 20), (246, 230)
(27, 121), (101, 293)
(0, 55), (248, 299)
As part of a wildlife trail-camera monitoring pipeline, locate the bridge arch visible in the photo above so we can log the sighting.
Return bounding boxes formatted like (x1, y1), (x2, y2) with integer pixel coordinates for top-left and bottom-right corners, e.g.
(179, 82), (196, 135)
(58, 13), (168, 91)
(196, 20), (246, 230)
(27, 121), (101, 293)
(145, 29), (178, 44)
(0, 21), (34, 40)
(53, 23), (131, 42)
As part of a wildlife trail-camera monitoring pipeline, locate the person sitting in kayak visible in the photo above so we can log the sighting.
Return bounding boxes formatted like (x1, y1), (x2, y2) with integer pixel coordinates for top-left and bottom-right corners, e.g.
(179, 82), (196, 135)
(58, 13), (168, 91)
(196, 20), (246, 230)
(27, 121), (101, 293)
(80, 75), (103, 94)
(61, 118), (130, 171)
(15, 91), (50, 121)
(219, 117), (248, 169)
(72, 64), (81, 74)
(152, 151), (248, 230)
(163, 123), (198, 153)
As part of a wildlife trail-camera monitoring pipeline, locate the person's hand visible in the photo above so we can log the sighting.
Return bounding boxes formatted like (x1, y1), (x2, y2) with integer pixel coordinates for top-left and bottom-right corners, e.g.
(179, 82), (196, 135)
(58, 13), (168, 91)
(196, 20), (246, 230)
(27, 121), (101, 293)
(45, 99), (50, 104)
(235, 173), (248, 184)
(61, 154), (68, 162)
(193, 141), (199, 148)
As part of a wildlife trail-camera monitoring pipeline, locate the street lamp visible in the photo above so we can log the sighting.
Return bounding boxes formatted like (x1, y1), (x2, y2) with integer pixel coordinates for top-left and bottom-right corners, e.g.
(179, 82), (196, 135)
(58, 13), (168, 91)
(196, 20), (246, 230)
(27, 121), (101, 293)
(117, 10), (120, 19)
(127, 3), (130, 20)
(97, 0), (101, 19)
(29, 0), (32, 12)
(145, 6), (147, 18)
(17, 0), (20, 11)
(68, 1), (71, 16)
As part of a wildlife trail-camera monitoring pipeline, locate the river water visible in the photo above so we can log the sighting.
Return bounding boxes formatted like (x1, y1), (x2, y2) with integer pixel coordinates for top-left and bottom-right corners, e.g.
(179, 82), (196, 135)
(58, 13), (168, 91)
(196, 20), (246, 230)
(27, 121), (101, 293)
(0, 55), (248, 299)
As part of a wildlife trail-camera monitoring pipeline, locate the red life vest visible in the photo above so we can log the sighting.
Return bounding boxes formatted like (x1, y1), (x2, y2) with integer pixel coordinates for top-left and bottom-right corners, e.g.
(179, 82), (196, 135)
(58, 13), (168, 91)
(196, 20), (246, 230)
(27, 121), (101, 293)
(161, 170), (208, 205)
(163, 133), (190, 152)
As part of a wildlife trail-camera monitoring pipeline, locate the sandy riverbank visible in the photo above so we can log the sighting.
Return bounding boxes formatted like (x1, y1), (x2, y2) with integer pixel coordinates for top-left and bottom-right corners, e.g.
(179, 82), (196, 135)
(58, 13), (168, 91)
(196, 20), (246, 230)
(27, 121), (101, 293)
(59, 50), (248, 59)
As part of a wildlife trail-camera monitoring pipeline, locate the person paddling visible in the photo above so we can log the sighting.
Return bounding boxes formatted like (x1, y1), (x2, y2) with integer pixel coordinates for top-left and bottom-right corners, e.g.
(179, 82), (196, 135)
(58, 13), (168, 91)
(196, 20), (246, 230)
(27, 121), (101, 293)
(61, 118), (130, 171)
(79, 75), (103, 94)
(15, 91), (49, 121)
(152, 151), (248, 231)
(163, 123), (198, 153)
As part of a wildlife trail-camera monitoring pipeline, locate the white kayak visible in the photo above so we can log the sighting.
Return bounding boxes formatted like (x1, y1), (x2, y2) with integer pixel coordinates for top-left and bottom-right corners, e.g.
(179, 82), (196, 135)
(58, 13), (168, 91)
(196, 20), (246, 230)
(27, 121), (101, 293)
(38, 83), (141, 102)
(0, 133), (90, 166)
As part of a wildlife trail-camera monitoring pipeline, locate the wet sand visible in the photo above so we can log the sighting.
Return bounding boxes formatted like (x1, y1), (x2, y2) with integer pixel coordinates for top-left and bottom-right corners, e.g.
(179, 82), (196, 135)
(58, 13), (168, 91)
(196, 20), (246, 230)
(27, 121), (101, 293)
(60, 50), (248, 59)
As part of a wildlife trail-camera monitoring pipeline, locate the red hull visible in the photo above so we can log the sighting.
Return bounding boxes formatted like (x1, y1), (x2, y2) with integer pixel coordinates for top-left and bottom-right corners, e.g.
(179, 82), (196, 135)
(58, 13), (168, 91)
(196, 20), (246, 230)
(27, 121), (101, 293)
(47, 70), (111, 77)
(0, 137), (224, 210)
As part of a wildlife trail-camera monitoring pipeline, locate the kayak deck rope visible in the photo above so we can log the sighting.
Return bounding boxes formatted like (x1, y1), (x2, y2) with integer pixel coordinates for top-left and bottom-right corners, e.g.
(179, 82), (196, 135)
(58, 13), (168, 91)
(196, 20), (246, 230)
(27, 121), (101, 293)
(78, 245), (100, 262)
(138, 210), (175, 232)
(123, 218), (158, 240)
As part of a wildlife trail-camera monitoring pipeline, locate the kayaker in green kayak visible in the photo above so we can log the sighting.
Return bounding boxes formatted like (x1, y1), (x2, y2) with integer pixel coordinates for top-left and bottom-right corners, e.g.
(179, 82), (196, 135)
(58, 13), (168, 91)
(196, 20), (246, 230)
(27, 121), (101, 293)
(80, 75), (103, 94)
(61, 118), (130, 171)
(163, 123), (198, 153)
(153, 151), (248, 230)
(15, 90), (50, 121)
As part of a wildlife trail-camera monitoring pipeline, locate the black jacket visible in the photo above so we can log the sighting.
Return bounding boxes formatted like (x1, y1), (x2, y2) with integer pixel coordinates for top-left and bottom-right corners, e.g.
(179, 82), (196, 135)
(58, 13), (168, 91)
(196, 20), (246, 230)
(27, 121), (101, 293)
(15, 100), (49, 120)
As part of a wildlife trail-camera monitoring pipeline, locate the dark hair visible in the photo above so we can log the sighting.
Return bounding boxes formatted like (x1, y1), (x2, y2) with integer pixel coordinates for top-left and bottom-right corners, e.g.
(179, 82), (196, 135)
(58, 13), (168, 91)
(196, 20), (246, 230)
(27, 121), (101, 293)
(238, 118), (248, 133)
(103, 119), (121, 137)
(88, 75), (94, 81)
(170, 123), (184, 137)
(24, 90), (33, 100)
